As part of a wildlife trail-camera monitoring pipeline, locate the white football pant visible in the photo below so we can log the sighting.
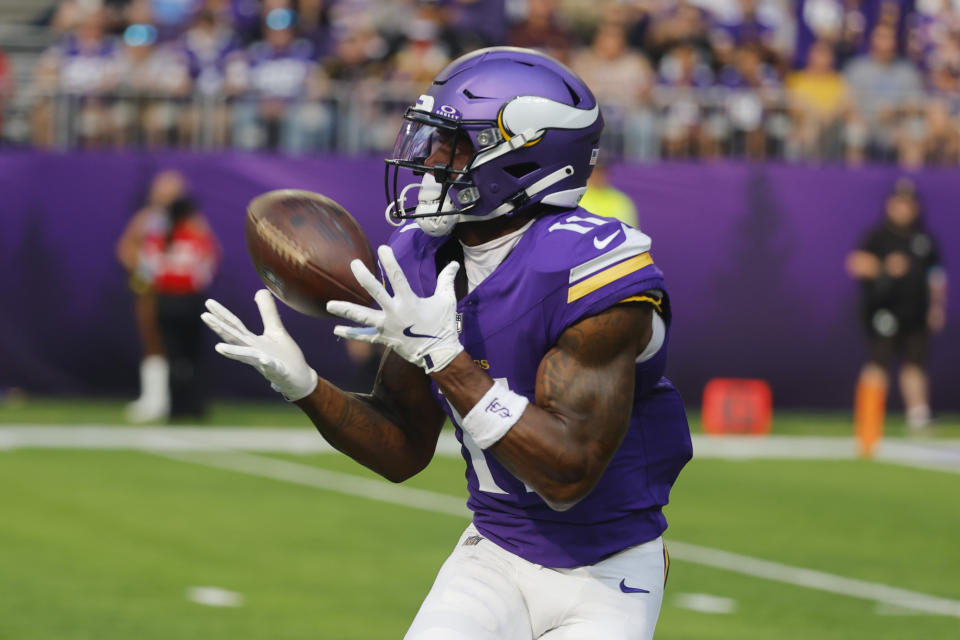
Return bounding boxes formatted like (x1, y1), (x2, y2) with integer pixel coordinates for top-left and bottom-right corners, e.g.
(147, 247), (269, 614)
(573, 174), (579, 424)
(405, 524), (667, 640)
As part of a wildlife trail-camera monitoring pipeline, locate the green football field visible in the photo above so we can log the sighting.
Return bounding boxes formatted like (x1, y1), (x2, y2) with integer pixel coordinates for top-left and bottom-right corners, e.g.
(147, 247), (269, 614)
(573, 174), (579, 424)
(1, 400), (959, 639)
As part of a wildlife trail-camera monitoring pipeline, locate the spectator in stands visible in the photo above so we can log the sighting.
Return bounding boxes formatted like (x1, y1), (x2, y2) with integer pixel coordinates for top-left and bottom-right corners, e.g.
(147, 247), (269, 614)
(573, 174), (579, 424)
(445, 0), (508, 50)
(388, 6), (452, 85)
(322, 14), (388, 82)
(718, 42), (782, 158)
(143, 0), (198, 41)
(844, 22), (924, 162)
(613, 0), (656, 54)
(647, 1), (716, 67)
(907, 0), (960, 69)
(572, 21), (657, 159)
(786, 39), (851, 161)
(231, 7), (331, 154)
(508, 0), (574, 63)
(846, 178), (948, 430)
(895, 97), (960, 169)
(657, 41), (715, 158)
(712, 0), (791, 67)
(112, 17), (192, 147)
(31, 6), (119, 147)
(180, 7), (243, 147)
(296, 0), (334, 56)
(925, 30), (960, 94)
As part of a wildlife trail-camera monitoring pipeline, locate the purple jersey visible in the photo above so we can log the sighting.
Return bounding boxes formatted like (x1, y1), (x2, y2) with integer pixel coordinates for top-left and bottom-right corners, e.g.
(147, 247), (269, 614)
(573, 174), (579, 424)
(54, 34), (118, 94)
(389, 209), (692, 568)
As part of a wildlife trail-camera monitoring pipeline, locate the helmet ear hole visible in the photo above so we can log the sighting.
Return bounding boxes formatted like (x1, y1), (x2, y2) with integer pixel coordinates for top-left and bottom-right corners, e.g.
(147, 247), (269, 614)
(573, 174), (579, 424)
(503, 162), (541, 178)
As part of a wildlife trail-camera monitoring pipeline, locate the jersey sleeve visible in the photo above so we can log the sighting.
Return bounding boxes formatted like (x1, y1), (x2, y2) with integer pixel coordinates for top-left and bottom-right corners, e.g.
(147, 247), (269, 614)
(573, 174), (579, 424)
(543, 216), (666, 341)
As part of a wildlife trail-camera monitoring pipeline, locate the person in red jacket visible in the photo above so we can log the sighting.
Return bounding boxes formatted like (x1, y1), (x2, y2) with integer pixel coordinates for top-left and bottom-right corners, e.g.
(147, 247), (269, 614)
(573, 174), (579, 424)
(117, 170), (185, 423)
(136, 193), (220, 419)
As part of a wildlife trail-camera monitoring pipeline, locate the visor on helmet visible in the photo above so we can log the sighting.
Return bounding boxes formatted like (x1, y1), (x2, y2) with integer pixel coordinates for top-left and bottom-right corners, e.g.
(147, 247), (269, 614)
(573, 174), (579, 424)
(385, 109), (478, 223)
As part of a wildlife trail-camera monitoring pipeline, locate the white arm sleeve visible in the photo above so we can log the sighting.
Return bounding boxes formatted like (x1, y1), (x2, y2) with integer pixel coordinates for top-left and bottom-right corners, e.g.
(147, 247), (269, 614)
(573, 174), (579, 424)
(636, 312), (665, 364)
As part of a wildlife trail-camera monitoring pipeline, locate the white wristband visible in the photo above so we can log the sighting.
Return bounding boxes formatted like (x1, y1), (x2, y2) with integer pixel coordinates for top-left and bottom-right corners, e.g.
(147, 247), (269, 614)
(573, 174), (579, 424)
(461, 380), (529, 449)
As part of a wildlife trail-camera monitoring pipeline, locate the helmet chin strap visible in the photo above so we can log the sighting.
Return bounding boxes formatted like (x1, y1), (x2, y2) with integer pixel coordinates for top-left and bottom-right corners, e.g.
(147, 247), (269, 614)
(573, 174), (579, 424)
(384, 165), (578, 237)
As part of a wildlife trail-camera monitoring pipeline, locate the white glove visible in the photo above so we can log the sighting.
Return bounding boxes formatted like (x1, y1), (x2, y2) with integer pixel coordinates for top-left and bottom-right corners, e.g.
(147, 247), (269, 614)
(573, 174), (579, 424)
(327, 245), (463, 373)
(201, 289), (319, 401)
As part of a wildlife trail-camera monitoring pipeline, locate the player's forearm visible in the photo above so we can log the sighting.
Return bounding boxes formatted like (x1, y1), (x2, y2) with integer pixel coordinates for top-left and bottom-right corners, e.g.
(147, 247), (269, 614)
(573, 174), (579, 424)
(294, 378), (437, 482)
(432, 353), (619, 511)
(492, 406), (620, 511)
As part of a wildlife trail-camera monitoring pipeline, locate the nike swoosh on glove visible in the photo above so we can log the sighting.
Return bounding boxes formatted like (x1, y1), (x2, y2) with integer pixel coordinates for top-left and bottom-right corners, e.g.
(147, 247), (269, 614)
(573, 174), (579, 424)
(326, 245), (463, 374)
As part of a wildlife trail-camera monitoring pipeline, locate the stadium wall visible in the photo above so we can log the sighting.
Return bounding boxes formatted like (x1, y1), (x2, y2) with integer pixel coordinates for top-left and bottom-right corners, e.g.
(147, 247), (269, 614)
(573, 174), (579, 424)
(0, 152), (957, 410)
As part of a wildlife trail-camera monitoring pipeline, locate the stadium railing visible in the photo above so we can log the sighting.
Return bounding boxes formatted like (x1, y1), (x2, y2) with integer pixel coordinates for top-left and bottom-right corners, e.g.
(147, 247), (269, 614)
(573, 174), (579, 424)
(2, 80), (955, 166)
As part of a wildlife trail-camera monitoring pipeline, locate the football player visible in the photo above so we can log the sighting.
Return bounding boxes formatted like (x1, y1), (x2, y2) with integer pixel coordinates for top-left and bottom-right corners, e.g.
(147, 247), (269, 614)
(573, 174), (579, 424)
(202, 47), (692, 639)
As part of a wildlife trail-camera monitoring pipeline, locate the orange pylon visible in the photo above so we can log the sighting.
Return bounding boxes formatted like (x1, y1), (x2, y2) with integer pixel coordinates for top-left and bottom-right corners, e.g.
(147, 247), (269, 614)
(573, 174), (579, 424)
(855, 378), (887, 459)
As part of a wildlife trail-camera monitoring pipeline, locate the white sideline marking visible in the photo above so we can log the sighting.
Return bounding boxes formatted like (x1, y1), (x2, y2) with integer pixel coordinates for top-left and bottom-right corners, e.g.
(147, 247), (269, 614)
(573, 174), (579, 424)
(667, 542), (960, 619)
(673, 593), (737, 614)
(150, 448), (960, 620)
(157, 448), (469, 518)
(875, 602), (941, 616)
(186, 586), (244, 608)
(3, 427), (960, 473)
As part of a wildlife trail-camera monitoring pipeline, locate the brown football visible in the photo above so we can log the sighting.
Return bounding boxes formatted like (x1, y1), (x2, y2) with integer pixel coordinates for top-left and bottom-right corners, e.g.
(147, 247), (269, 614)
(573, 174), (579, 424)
(245, 189), (377, 317)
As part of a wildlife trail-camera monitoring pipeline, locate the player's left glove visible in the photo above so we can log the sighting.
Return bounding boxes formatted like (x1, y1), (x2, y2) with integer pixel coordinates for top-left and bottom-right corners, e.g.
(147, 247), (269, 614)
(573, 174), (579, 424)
(327, 245), (463, 374)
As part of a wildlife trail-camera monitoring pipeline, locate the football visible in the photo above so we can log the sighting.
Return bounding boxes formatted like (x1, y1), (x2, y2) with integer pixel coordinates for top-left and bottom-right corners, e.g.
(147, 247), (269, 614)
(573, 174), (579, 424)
(245, 189), (377, 317)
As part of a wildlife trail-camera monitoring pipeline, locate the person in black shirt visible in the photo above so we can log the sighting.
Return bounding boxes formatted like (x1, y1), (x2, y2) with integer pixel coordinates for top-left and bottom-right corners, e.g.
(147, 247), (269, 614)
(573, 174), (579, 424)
(846, 178), (948, 429)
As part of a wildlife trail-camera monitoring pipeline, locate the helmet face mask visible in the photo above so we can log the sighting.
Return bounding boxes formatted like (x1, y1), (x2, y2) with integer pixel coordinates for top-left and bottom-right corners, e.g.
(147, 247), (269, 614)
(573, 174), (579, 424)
(385, 108), (492, 238)
(384, 47), (604, 237)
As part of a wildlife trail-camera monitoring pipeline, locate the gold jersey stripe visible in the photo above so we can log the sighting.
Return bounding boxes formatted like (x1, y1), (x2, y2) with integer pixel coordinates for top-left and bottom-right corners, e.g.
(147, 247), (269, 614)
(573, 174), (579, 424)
(619, 294), (663, 313)
(567, 252), (653, 303)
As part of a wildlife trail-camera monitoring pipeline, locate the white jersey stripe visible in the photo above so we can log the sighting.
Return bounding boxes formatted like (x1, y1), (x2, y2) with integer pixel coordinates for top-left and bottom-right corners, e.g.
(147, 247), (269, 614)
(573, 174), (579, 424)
(569, 226), (653, 284)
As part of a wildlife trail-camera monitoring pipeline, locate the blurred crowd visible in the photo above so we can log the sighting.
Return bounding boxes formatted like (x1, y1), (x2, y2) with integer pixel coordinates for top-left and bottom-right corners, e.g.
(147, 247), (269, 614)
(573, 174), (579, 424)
(5, 0), (960, 166)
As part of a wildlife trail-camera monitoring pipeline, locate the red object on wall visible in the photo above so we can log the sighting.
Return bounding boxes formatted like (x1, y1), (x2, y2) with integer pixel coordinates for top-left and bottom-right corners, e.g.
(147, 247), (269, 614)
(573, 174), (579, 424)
(702, 378), (773, 435)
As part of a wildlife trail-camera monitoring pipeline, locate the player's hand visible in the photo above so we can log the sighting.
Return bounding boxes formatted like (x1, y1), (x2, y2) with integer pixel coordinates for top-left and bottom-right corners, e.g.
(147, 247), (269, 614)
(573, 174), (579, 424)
(201, 290), (319, 401)
(327, 245), (463, 374)
(883, 252), (910, 278)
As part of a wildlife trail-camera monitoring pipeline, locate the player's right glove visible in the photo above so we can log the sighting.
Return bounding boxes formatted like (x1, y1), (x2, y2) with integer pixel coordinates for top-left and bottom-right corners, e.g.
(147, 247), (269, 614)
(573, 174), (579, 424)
(326, 245), (463, 374)
(201, 289), (318, 401)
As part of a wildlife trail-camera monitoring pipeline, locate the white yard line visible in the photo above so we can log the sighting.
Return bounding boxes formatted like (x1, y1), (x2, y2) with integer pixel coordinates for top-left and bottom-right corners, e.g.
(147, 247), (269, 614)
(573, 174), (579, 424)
(157, 447), (469, 518)
(2, 426), (960, 473)
(666, 542), (960, 619)
(145, 445), (960, 619)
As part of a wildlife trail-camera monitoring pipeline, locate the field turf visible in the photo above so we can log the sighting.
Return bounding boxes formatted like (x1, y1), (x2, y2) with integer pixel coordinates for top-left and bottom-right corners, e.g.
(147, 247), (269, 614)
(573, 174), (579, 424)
(1, 400), (958, 639)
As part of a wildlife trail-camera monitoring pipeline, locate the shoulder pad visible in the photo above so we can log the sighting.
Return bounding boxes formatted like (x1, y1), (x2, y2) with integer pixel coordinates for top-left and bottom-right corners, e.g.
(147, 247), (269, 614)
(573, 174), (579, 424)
(527, 210), (653, 281)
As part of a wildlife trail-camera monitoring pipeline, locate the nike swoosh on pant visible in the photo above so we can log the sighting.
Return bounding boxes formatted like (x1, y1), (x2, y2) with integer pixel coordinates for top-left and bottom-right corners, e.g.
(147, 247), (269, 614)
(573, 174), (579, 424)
(619, 579), (650, 594)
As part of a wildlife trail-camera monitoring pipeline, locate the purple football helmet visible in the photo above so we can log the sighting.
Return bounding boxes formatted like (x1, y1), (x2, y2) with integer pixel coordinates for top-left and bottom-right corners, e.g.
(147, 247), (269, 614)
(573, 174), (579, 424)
(384, 46), (604, 236)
